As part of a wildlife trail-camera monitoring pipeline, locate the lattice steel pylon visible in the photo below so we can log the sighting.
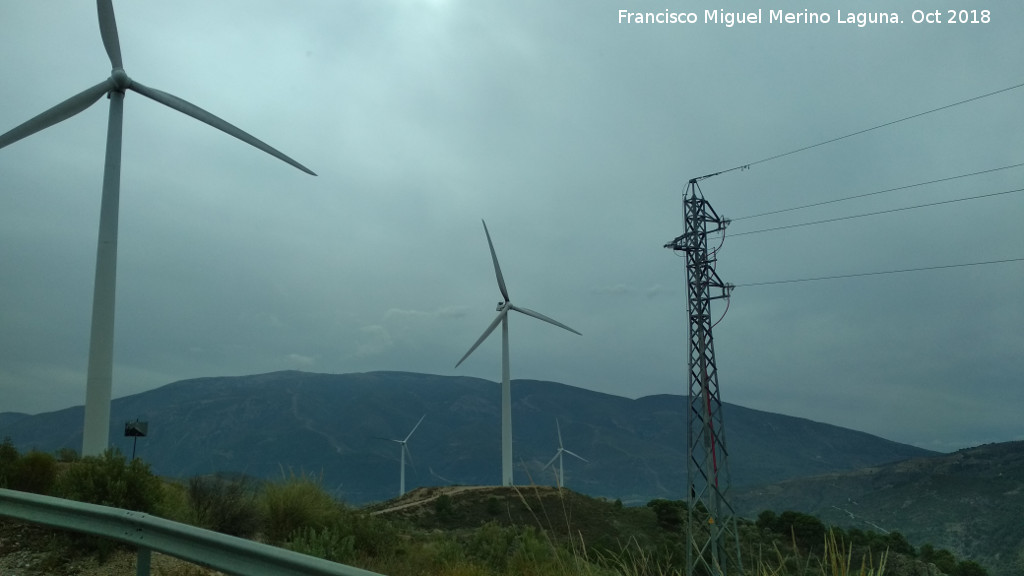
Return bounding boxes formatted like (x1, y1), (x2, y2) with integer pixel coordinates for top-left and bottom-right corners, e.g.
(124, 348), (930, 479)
(664, 179), (742, 576)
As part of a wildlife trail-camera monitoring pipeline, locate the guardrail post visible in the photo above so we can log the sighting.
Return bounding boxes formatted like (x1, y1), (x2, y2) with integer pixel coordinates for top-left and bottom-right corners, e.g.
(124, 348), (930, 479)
(137, 547), (151, 576)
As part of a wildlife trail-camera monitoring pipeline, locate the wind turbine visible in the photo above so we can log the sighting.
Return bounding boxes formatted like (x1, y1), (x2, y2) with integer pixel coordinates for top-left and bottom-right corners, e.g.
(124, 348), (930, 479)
(543, 419), (588, 489)
(455, 220), (580, 487)
(0, 1), (315, 456)
(382, 414), (425, 497)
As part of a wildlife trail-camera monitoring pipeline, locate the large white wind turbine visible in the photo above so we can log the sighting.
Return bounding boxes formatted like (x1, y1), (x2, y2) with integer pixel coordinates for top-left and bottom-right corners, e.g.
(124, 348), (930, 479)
(0, 1), (315, 457)
(455, 220), (581, 487)
(384, 414), (425, 497)
(542, 419), (588, 489)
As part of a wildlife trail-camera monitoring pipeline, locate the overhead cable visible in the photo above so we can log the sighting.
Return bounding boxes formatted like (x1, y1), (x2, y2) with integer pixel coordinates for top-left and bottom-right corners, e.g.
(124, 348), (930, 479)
(730, 187), (1024, 238)
(692, 80), (1024, 183)
(732, 161), (1024, 221)
(736, 257), (1024, 287)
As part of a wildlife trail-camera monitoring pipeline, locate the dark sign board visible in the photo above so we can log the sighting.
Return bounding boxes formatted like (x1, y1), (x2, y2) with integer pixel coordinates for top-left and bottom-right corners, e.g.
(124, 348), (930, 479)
(124, 421), (148, 437)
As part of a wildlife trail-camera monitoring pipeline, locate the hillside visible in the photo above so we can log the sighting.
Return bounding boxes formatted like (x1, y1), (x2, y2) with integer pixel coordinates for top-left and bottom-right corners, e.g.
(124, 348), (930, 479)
(733, 441), (1024, 576)
(0, 370), (935, 505)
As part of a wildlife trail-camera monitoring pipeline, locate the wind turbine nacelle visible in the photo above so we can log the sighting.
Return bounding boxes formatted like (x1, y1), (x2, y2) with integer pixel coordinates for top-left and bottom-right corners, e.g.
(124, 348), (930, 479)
(496, 302), (505, 311)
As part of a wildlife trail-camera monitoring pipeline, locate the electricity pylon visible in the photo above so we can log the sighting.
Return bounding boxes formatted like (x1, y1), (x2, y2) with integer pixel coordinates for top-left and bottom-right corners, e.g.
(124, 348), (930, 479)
(665, 179), (742, 576)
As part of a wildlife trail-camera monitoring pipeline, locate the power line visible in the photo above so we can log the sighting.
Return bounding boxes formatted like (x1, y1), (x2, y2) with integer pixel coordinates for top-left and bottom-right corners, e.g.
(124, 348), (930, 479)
(729, 187), (1024, 238)
(736, 257), (1024, 287)
(732, 161), (1024, 221)
(692, 80), (1024, 183)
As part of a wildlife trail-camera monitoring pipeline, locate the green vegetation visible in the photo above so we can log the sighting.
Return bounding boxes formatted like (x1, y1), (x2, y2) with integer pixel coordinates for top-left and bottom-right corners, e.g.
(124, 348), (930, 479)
(0, 441), (997, 576)
(0, 438), (58, 494)
(53, 448), (165, 514)
(261, 470), (343, 542)
(186, 474), (261, 537)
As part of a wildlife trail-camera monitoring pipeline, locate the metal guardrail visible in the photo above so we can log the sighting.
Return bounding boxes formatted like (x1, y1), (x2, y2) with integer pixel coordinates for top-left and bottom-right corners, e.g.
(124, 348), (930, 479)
(0, 488), (385, 576)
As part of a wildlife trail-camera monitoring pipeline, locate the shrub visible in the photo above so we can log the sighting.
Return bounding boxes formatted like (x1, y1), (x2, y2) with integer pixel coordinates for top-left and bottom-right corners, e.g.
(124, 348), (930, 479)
(954, 560), (989, 576)
(762, 510), (827, 554)
(54, 448), (163, 514)
(9, 450), (58, 494)
(0, 437), (18, 486)
(159, 479), (192, 523)
(466, 521), (516, 572)
(341, 508), (400, 558)
(287, 525), (356, 563)
(927, 548), (958, 574)
(647, 498), (685, 532)
(260, 471), (341, 543)
(55, 447), (80, 463)
(434, 493), (454, 520)
(486, 496), (502, 516)
(187, 474), (261, 537)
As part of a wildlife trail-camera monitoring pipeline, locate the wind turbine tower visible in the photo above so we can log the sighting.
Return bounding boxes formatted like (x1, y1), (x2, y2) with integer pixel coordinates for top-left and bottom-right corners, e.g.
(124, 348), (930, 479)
(456, 220), (581, 487)
(385, 414), (425, 497)
(543, 419), (588, 488)
(664, 179), (742, 576)
(0, 1), (314, 456)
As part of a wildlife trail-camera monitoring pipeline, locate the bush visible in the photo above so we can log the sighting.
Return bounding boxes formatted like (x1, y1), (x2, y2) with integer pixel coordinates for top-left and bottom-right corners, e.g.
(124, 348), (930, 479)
(954, 560), (989, 576)
(434, 493), (454, 520)
(55, 447), (80, 463)
(9, 450), (58, 494)
(287, 526), (357, 563)
(647, 498), (685, 531)
(54, 448), (164, 514)
(187, 475), (261, 537)
(466, 521), (517, 572)
(0, 437), (18, 486)
(286, 505), (400, 564)
(927, 548), (958, 574)
(260, 471), (342, 543)
(760, 510), (827, 554)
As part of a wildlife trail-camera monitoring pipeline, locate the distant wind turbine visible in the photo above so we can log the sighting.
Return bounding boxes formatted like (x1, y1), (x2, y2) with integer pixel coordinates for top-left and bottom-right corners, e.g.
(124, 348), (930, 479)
(455, 220), (580, 487)
(0, 1), (315, 456)
(543, 419), (588, 488)
(382, 414), (425, 497)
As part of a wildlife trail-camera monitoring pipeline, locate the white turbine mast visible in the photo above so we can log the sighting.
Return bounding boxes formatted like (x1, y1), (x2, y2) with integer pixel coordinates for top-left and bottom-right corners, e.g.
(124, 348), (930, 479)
(386, 414), (425, 497)
(543, 419), (588, 488)
(455, 220), (580, 487)
(0, 1), (315, 456)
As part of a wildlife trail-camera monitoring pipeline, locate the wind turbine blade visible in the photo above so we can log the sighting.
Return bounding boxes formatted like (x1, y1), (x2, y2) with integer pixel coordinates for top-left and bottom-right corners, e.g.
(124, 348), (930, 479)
(128, 81), (317, 176)
(404, 414), (426, 442)
(556, 419), (563, 449)
(510, 305), (581, 336)
(0, 80), (112, 150)
(563, 449), (588, 463)
(481, 220), (509, 302)
(455, 310), (505, 368)
(543, 452), (560, 470)
(96, 0), (123, 69)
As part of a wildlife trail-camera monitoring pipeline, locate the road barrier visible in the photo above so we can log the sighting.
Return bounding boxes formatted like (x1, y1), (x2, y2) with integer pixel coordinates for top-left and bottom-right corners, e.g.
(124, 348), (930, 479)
(0, 488), (385, 576)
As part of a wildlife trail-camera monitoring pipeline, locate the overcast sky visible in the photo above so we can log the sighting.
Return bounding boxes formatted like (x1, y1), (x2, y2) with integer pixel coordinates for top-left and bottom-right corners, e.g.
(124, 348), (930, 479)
(1, 0), (1021, 452)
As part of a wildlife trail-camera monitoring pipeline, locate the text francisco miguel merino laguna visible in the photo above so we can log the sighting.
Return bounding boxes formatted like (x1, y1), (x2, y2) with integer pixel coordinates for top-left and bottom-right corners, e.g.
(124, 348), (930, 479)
(619, 9), (913, 27)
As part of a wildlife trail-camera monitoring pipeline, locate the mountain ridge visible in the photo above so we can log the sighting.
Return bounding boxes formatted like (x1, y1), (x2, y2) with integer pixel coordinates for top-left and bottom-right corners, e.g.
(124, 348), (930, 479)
(1, 370), (936, 505)
(733, 440), (1024, 576)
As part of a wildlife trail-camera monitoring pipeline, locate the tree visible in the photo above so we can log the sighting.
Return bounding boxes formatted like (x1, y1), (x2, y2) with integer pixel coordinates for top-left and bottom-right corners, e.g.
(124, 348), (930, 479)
(953, 560), (988, 576)
(647, 499), (686, 531)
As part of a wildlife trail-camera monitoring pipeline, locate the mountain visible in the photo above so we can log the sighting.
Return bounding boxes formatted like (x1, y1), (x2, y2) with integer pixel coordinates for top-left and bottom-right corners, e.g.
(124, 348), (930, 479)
(732, 441), (1024, 576)
(0, 413), (29, 428)
(0, 370), (935, 505)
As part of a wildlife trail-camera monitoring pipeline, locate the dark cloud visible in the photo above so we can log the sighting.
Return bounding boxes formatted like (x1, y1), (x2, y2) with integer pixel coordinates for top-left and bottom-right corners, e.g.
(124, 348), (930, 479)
(1, 0), (1021, 450)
